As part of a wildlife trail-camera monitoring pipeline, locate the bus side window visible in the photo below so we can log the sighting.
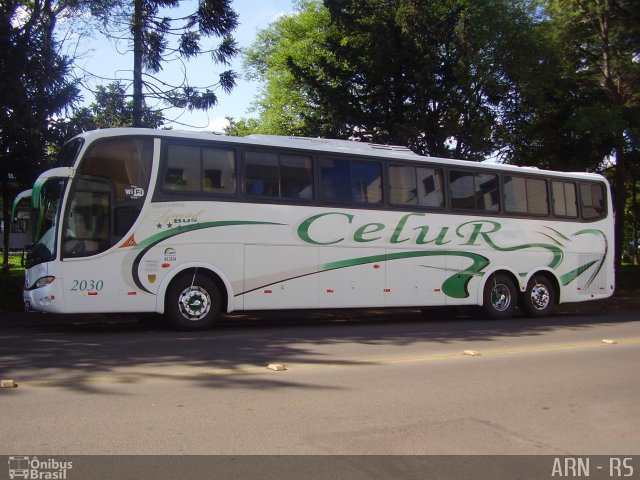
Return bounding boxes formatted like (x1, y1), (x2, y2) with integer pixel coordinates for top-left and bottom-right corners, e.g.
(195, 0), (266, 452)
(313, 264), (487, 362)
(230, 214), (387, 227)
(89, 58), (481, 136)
(504, 176), (549, 216)
(203, 147), (236, 194)
(389, 165), (444, 208)
(280, 154), (313, 200)
(449, 170), (498, 212)
(552, 181), (578, 217)
(580, 183), (605, 220)
(352, 161), (382, 205)
(164, 145), (200, 192)
(389, 165), (417, 205)
(245, 152), (279, 197)
(321, 158), (352, 203)
(417, 167), (444, 208)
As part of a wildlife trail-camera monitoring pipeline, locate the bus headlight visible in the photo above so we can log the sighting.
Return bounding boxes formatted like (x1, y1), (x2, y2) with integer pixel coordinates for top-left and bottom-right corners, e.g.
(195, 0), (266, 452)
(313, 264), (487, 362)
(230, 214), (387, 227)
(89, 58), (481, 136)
(31, 276), (55, 290)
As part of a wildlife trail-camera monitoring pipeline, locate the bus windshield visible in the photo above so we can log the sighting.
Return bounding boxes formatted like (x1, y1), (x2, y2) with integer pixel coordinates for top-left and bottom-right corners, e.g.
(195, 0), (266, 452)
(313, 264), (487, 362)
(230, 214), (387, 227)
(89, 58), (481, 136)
(27, 178), (67, 268)
(55, 137), (83, 168)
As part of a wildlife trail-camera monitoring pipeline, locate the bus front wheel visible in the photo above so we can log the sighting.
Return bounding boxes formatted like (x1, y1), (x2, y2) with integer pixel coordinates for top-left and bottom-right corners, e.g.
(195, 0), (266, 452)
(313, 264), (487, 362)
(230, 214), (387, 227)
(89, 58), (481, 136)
(482, 273), (517, 319)
(166, 272), (221, 330)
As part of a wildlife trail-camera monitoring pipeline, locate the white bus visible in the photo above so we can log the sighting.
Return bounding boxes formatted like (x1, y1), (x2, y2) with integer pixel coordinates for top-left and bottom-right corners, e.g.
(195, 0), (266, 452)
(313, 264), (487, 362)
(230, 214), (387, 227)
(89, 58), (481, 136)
(22, 128), (613, 329)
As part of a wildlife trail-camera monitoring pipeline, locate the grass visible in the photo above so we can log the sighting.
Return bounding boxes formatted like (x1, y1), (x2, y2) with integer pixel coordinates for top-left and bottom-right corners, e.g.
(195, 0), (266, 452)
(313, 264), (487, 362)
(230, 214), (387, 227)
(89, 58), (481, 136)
(0, 253), (25, 312)
(1, 251), (639, 313)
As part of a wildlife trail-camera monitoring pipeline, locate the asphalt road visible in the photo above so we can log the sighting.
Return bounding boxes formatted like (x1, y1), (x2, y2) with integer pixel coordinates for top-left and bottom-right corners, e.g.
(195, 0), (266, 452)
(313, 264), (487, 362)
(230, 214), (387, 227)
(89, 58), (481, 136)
(1, 306), (639, 455)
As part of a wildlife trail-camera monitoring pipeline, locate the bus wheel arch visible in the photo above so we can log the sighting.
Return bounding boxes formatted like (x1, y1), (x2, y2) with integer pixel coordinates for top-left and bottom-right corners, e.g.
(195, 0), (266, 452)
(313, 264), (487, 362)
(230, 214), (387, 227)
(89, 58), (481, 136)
(520, 271), (558, 318)
(160, 266), (231, 330)
(481, 270), (520, 319)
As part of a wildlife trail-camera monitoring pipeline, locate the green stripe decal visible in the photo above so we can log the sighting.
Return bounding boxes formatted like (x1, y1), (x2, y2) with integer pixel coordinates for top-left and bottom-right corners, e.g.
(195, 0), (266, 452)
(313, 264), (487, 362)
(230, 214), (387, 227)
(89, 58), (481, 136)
(322, 250), (490, 299)
(136, 221), (285, 249)
(480, 238), (564, 269)
(560, 260), (599, 286)
(131, 220), (285, 294)
(572, 229), (608, 288)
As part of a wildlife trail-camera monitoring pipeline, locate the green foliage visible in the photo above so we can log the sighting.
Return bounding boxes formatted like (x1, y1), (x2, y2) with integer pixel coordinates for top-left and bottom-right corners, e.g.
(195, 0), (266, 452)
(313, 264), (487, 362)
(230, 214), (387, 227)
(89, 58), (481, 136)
(1, 0), (79, 268)
(0, 254), (25, 311)
(546, 0), (640, 268)
(242, 0), (567, 160)
(47, 82), (166, 154)
(241, 0), (331, 137)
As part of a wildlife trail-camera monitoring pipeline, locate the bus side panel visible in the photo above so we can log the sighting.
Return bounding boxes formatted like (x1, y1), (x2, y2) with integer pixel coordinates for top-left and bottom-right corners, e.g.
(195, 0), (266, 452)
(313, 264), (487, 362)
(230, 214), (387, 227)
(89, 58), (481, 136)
(318, 247), (385, 308)
(243, 245), (319, 310)
(61, 252), (156, 313)
(384, 249), (447, 307)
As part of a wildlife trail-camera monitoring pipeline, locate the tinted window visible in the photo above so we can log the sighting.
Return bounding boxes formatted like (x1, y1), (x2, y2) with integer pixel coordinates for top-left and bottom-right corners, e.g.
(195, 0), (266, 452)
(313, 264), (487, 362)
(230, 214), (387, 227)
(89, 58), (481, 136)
(504, 176), (548, 215)
(321, 158), (382, 205)
(245, 152), (279, 197)
(389, 165), (444, 208)
(162, 144), (237, 195)
(245, 151), (313, 200)
(280, 154), (313, 200)
(79, 137), (153, 241)
(63, 178), (111, 258)
(203, 148), (236, 194)
(80, 137), (154, 206)
(164, 145), (200, 192)
(580, 183), (606, 220)
(552, 181), (578, 217)
(449, 170), (499, 211)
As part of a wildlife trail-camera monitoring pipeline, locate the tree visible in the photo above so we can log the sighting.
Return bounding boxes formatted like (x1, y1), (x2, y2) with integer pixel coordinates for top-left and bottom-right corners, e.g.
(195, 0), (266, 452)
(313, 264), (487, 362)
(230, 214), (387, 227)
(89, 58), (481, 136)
(47, 82), (166, 162)
(548, 0), (640, 268)
(54, 82), (165, 137)
(495, 16), (618, 172)
(241, 0), (332, 137)
(243, 0), (562, 160)
(92, 0), (239, 127)
(1, 0), (79, 269)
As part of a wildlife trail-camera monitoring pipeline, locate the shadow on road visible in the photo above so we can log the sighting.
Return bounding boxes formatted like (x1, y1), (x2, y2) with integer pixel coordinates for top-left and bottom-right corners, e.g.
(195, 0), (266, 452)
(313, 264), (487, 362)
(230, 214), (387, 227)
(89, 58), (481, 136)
(0, 300), (636, 393)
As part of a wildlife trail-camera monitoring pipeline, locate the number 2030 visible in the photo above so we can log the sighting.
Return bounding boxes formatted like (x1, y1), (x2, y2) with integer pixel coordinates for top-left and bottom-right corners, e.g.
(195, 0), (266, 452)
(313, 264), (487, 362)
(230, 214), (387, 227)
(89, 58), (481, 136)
(71, 279), (104, 291)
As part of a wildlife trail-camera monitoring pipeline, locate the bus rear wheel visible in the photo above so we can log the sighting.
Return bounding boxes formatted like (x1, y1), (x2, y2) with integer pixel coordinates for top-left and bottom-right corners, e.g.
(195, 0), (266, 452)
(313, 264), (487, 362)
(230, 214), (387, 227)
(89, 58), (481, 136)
(483, 273), (517, 319)
(166, 272), (221, 330)
(520, 275), (555, 317)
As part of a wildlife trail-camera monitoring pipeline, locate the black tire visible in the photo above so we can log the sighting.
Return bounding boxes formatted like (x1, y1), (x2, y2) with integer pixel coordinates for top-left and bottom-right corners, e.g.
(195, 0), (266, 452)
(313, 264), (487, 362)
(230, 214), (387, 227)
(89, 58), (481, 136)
(482, 273), (517, 319)
(165, 272), (222, 330)
(520, 275), (555, 317)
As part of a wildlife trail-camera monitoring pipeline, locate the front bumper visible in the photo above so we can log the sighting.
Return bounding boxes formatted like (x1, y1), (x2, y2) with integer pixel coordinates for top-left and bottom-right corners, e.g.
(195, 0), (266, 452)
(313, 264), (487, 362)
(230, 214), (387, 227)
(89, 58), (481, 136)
(23, 281), (66, 313)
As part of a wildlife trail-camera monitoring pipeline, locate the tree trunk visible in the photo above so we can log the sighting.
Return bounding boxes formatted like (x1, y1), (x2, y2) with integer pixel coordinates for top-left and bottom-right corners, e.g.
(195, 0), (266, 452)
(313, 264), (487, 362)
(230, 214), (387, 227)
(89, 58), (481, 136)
(131, 0), (144, 128)
(614, 137), (626, 274)
(2, 175), (10, 272)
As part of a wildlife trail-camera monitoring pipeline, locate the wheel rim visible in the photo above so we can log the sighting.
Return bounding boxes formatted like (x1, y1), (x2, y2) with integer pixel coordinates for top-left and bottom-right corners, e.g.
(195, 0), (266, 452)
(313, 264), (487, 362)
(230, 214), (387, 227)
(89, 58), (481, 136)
(530, 283), (550, 310)
(178, 286), (211, 321)
(490, 283), (512, 312)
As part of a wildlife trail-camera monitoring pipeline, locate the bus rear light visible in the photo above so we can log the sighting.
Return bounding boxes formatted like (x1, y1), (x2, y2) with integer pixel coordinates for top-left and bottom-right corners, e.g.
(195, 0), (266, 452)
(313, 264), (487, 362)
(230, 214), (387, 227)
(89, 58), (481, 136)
(31, 276), (55, 290)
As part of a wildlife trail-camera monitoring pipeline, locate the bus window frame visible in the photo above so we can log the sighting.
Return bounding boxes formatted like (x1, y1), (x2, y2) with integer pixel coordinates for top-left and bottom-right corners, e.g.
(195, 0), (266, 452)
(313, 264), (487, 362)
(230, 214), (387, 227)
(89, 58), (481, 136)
(158, 139), (239, 200)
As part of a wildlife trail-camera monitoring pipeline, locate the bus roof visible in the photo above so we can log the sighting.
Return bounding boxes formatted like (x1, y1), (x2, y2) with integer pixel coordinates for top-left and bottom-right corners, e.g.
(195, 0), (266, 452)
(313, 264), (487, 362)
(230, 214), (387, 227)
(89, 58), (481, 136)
(72, 128), (606, 182)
